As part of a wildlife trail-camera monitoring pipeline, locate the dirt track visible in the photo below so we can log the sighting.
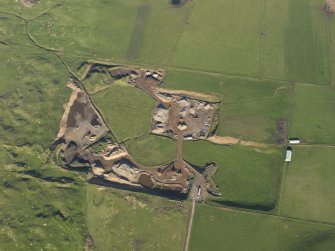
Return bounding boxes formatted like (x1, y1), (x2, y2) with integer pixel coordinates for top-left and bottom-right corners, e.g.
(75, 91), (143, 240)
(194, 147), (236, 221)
(207, 135), (267, 148)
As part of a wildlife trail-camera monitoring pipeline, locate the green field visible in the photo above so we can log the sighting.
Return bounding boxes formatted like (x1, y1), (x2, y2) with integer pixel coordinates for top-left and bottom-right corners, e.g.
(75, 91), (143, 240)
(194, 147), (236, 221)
(92, 84), (156, 142)
(128, 0), (195, 65)
(183, 140), (284, 209)
(330, 15), (335, 84)
(1, 1), (335, 250)
(0, 46), (70, 148)
(28, 0), (140, 60)
(164, 70), (292, 143)
(171, 0), (263, 77)
(264, 0), (330, 84)
(190, 205), (335, 251)
(126, 134), (177, 166)
(0, 146), (86, 251)
(289, 84), (335, 144)
(279, 146), (335, 224)
(86, 184), (189, 251)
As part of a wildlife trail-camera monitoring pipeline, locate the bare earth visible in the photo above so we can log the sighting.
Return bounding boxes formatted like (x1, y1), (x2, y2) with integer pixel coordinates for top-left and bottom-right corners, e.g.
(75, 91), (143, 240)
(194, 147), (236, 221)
(327, 0), (335, 11)
(207, 135), (267, 148)
(157, 88), (219, 101)
(56, 82), (81, 139)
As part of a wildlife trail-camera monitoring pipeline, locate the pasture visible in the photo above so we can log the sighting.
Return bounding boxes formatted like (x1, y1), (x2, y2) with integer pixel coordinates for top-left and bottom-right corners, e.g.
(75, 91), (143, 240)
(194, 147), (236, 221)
(164, 70), (292, 143)
(86, 184), (189, 251)
(0, 46), (70, 148)
(171, 0), (263, 77)
(126, 134), (177, 166)
(190, 204), (335, 251)
(183, 140), (284, 209)
(29, 0), (140, 60)
(91, 84), (156, 142)
(264, 0), (330, 84)
(289, 84), (335, 144)
(0, 146), (86, 251)
(279, 146), (335, 224)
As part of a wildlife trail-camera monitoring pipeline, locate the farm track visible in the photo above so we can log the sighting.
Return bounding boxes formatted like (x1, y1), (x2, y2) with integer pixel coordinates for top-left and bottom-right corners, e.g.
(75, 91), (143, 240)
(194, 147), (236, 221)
(184, 199), (196, 251)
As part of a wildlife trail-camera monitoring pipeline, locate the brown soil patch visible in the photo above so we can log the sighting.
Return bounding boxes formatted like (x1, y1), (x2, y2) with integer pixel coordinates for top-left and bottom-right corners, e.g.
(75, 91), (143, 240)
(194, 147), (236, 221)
(326, 0), (335, 12)
(207, 136), (239, 144)
(208, 135), (267, 148)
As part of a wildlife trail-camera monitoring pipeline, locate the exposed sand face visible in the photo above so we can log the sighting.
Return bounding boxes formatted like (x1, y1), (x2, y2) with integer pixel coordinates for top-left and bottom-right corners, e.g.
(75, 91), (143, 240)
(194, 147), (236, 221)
(56, 82), (81, 139)
(326, 0), (335, 12)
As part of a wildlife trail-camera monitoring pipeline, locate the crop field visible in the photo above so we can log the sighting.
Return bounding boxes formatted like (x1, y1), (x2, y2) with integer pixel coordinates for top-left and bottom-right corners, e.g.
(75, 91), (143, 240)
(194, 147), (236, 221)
(289, 84), (335, 144)
(91, 84), (156, 142)
(190, 205), (335, 251)
(183, 141), (284, 209)
(164, 70), (292, 143)
(86, 185), (189, 251)
(126, 134), (177, 166)
(264, 0), (330, 84)
(279, 146), (335, 224)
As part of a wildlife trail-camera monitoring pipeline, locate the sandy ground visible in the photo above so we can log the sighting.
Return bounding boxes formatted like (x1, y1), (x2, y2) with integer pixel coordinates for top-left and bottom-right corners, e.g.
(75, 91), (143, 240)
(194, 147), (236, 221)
(157, 88), (218, 101)
(327, 0), (335, 11)
(56, 82), (81, 139)
(207, 135), (266, 148)
(207, 136), (239, 144)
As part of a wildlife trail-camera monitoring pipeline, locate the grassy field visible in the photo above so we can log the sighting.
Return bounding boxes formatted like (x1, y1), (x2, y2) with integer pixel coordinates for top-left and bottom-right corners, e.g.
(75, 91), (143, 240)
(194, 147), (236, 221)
(0, 46), (70, 148)
(190, 204), (335, 251)
(0, 146), (86, 251)
(289, 84), (335, 144)
(264, 0), (330, 84)
(0, 0), (65, 19)
(126, 134), (177, 166)
(330, 14), (335, 84)
(128, 0), (195, 65)
(164, 70), (292, 143)
(86, 184), (189, 251)
(28, 0), (140, 60)
(183, 140), (284, 209)
(92, 84), (156, 142)
(171, 0), (263, 77)
(279, 146), (335, 224)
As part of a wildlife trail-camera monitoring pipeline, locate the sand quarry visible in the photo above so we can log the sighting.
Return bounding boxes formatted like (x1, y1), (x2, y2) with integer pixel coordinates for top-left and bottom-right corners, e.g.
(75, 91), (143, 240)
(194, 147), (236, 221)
(55, 62), (266, 199)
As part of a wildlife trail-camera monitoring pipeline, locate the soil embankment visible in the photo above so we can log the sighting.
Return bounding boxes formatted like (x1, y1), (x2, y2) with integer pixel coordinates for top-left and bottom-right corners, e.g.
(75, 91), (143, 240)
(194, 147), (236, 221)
(57, 82), (81, 139)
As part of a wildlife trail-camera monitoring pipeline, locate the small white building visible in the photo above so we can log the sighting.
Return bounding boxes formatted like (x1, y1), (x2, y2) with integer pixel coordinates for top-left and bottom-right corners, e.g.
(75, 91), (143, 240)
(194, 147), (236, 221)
(285, 149), (292, 162)
(289, 139), (300, 144)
